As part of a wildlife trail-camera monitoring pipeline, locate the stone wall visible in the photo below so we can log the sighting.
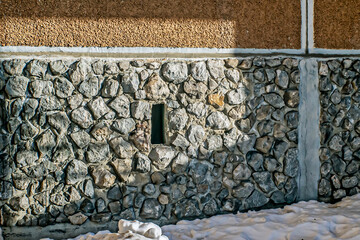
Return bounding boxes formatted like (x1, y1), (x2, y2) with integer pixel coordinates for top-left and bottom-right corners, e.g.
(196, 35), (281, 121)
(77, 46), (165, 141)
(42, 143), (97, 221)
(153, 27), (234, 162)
(318, 59), (360, 202)
(0, 57), (300, 228)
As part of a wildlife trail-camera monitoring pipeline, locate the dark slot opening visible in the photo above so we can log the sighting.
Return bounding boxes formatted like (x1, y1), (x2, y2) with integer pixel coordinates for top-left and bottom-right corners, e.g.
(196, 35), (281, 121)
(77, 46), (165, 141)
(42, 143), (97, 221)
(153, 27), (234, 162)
(151, 104), (165, 144)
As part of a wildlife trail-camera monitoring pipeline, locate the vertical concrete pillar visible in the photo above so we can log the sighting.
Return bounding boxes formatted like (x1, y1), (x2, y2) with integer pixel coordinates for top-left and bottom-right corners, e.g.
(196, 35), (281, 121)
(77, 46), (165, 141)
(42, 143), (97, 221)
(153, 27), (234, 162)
(298, 58), (320, 201)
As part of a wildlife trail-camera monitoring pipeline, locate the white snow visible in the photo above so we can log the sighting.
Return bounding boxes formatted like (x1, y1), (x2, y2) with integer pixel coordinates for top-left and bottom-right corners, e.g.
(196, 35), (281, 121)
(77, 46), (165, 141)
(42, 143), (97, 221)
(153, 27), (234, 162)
(44, 194), (360, 240)
(163, 194), (360, 240)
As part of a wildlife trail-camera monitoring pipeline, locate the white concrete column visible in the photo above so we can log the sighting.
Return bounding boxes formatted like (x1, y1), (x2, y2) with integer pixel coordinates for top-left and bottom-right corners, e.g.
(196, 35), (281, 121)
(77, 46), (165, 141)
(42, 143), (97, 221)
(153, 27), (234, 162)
(298, 58), (320, 201)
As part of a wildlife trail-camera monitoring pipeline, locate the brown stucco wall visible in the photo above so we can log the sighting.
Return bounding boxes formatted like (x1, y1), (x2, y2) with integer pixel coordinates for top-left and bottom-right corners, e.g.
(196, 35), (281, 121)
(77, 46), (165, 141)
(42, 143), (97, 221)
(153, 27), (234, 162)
(314, 0), (360, 49)
(0, 0), (301, 49)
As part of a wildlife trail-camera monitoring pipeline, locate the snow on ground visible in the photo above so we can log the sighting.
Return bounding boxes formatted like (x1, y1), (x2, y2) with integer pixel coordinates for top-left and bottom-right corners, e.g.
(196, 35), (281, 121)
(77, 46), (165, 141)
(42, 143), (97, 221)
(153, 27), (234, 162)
(45, 194), (360, 240)
(163, 194), (360, 240)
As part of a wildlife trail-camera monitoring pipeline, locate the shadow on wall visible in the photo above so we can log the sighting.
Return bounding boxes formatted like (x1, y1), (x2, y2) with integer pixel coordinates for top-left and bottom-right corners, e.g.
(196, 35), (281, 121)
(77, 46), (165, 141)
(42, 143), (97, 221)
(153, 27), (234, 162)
(0, 0), (301, 48)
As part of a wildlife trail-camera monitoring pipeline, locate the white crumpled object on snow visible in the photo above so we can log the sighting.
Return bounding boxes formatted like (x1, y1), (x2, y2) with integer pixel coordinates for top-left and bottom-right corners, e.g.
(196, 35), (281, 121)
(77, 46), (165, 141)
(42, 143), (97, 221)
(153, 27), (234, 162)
(43, 219), (168, 240)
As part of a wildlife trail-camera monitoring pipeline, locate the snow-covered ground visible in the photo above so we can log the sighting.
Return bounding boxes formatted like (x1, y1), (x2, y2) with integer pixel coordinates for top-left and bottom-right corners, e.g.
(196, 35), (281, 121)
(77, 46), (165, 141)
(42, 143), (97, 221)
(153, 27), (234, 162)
(44, 194), (360, 240)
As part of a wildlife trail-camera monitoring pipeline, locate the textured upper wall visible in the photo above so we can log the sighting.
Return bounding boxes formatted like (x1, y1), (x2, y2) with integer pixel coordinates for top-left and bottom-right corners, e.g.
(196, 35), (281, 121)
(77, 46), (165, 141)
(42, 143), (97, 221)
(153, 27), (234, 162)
(0, 0), (301, 49)
(314, 0), (360, 49)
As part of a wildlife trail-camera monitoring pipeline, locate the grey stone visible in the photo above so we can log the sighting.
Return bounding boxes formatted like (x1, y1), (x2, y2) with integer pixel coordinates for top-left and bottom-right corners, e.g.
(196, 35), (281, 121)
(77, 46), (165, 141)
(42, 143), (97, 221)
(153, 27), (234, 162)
(186, 125), (206, 144)
(237, 133), (256, 154)
(109, 137), (133, 159)
(36, 129), (56, 155)
(203, 198), (219, 216)
(68, 94), (83, 110)
(264, 93), (285, 108)
(133, 152), (151, 173)
(27, 60), (48, 77)
(267, 58), (282, 67)
(68, 212), (88, 225)
(330, 175), (341, 189)
(264, 157), (282, 172)
(151, 172), (166, 184)
(350, 137), (360, 150)
(183, 79), (207, 98)
(244, 190), (269, 209)
(329, 134), (345, 152)
(207, 60), (225, 80)
(70, 131), (90, 149)
(171, 152), (189, 174)
(256, 105), (274, 121)
(265, 69), (276, 82)
(49, 60), (68, 75)
(131, 101), (151, 120)
(232, 163), (252, 181)
(191, 61), (209, 82)
(107, 185), (122, 200)
(319, 62), (329, 76)
(318, 179), (331, 197)
(169, 108), (188, 130)
(247, 151), (264, 171)
(342, 176), (358, 188)
(112, 118), (135, 135)
(16, 150), (38, 167)
(101, 78), (119, 97)
(78, 76), (100, 98)
(274, 172), (287, 189)
(346, 161), (359, 174)
(225, 68), (240, 83)
(95, 198), (107, 213)
(54, 77), (75, 98)
(257, 120), (274, 136)
(88, 97), (111, 119)
(232, 182), (254, 199)
(171, 134), (190, 150)
(223, 128), (239, 151)
(227, 86), (249, 105)
(273, 141), (290, 160)
(22, 98), (39, 120)
(333, 189), (346, 200)
(66, 160), (88, 185)
(2, 59), (26, 75)
(109, 95), (130, 118)
(140, 199), (163, 219)
(255, 136), (274, 154)
(108, 201), (121, 214)
(285, 111), (299, 129)
(228, 104), (250, 120)
(39, 95), (61, 111)
(86, 143), (110, 163)
(70, 61), (92, 86)
(284, 148), (299, 177)
(80, 199), (95, 213)
(254, 69), (265, 82)
(144, 74), (170, 100)
(284, 90), (299, 108)
(20, 121), (39, 140)
(271, 191), (285, 204)
(319, 77), (332, 92)
(205, 135), (223, 150)
(149, 146), (176, 170)
(48, 111), (70, 132)
(331, 155), (346, 176)
(71, 107), (94, 128)
(111, 158), (132, 182)
(253, 171), (277, 193)
(162, 62), (188, 84)
(5, 76), (29, 98)
(143, 183), (156, 196)
(175, 199), (201, 218)
(104, 61), (119, 75)
(186, 102), (207, 118)
(206, 111), (231, 130)
(91, 167), (116, 189)
(80, 180), (95, 198)
(330, 89), (341, 104)
(275, 70), (289, 89)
